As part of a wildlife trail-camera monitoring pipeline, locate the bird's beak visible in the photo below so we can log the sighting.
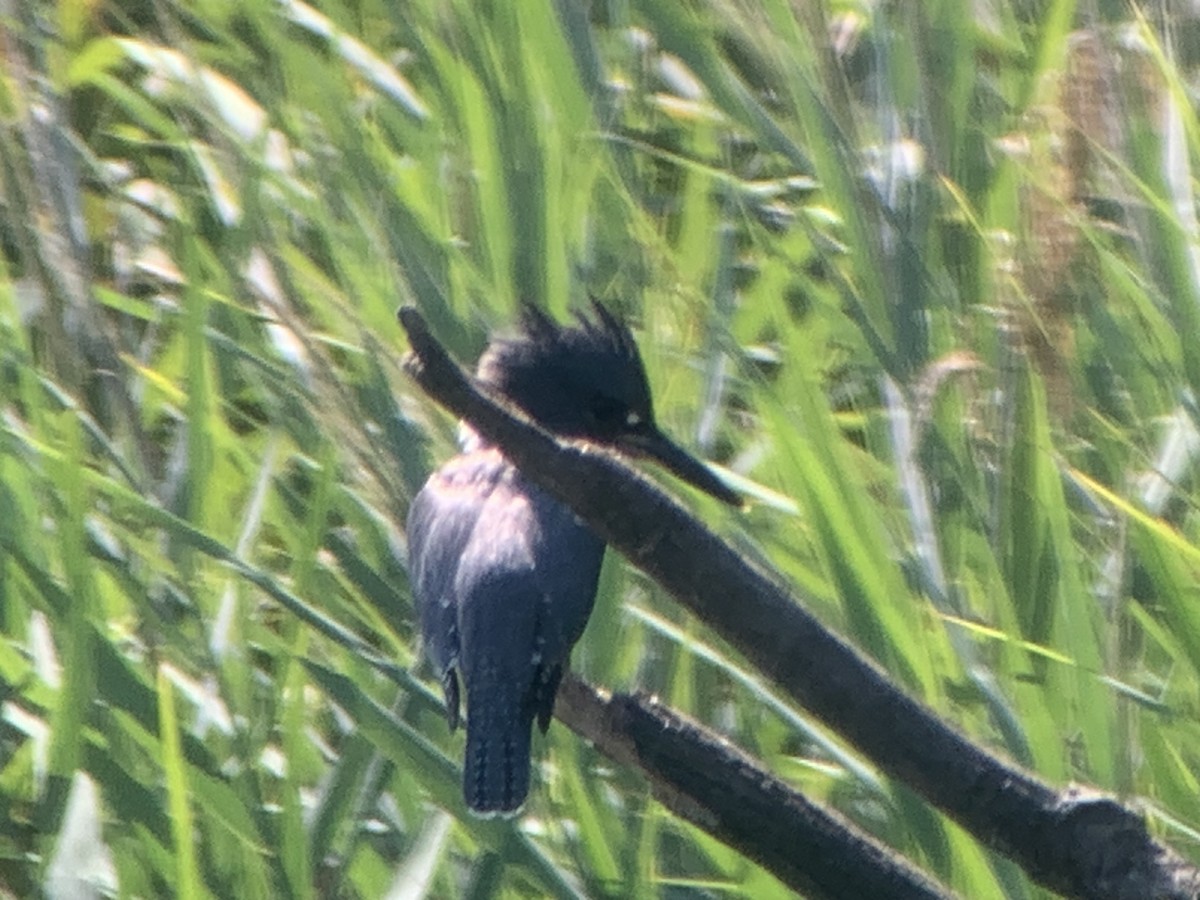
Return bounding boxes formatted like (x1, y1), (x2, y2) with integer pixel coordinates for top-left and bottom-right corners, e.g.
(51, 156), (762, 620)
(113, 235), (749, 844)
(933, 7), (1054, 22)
(616, 428), (742, 506)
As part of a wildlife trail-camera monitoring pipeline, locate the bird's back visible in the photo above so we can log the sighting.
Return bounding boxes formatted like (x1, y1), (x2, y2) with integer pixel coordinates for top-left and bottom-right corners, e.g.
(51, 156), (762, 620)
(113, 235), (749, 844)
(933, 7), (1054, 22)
(407, 448), (605, 813)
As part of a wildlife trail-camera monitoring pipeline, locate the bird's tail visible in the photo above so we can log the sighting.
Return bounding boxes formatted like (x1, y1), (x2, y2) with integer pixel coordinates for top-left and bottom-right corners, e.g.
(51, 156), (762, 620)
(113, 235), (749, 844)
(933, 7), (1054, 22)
(463, 693), (533, 816)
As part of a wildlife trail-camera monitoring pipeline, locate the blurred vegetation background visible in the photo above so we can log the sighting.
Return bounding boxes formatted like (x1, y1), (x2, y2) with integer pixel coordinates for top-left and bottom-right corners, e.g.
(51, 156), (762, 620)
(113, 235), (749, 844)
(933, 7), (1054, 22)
(2, 0), (1200, 896)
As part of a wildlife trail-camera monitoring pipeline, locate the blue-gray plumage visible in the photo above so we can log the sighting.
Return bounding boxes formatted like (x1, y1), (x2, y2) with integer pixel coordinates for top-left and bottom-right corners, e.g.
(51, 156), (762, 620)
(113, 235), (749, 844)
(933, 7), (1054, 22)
(407, 303), (739, 816)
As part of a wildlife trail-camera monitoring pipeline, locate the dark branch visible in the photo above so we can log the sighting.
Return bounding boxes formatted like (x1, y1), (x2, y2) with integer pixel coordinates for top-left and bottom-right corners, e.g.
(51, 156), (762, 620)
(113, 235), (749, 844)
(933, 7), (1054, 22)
(398, 306), (1200, 900)
(554, 675), (954, 900)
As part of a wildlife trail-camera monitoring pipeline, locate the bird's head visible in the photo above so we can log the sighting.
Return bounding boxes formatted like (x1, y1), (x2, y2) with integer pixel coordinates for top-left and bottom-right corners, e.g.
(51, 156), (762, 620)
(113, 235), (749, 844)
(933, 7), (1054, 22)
(476, 303), (740, 506)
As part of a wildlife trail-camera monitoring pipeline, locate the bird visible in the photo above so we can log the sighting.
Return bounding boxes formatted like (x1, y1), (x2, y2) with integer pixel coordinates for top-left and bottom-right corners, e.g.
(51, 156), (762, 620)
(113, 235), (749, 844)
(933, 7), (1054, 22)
(406, 302), (739, 816)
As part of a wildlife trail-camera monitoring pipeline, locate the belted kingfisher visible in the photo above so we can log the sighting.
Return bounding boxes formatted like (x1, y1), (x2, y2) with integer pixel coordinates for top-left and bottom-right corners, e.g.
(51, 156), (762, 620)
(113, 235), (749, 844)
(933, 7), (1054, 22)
(407, 303), (739, 815)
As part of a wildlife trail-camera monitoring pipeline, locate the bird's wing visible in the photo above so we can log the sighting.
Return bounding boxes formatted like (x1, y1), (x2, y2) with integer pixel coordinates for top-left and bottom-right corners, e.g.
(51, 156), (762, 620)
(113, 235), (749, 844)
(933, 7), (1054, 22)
(449, 469), (603, 812)
(520, 478), (606, 730)
(408, 451), (606, 813)
(454, 468), (604, 723)
(407, 453), (501, 680)
(520, 474), (606, 668)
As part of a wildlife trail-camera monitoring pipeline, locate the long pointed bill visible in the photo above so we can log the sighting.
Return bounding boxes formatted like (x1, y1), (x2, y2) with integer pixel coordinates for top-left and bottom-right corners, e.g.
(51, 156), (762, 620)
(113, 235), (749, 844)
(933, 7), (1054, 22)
(617, 428), (742, 506)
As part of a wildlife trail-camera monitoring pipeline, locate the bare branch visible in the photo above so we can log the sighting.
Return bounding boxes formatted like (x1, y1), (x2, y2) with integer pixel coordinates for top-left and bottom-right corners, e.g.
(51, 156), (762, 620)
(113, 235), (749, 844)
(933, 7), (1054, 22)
(555, 675), (955, 900)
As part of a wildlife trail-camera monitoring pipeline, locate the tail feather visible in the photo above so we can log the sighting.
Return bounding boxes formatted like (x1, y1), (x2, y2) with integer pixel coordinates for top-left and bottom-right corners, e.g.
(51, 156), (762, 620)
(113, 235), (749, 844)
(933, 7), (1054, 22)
(463, 697), (532, 816)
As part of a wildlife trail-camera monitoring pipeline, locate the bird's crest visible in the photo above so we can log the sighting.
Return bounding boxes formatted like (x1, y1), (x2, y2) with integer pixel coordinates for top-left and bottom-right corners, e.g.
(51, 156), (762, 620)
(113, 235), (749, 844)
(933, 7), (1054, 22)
(511, 299), (639, 366)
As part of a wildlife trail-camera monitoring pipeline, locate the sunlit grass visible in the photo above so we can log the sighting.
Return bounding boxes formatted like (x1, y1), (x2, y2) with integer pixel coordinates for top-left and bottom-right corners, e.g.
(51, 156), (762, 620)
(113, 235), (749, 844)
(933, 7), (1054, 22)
(1, 1), (1199, 897)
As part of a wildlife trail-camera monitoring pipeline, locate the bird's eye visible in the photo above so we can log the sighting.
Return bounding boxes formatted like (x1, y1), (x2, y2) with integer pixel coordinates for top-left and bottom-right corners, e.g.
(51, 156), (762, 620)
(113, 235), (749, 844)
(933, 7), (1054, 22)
(588, 393), (626, 426)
